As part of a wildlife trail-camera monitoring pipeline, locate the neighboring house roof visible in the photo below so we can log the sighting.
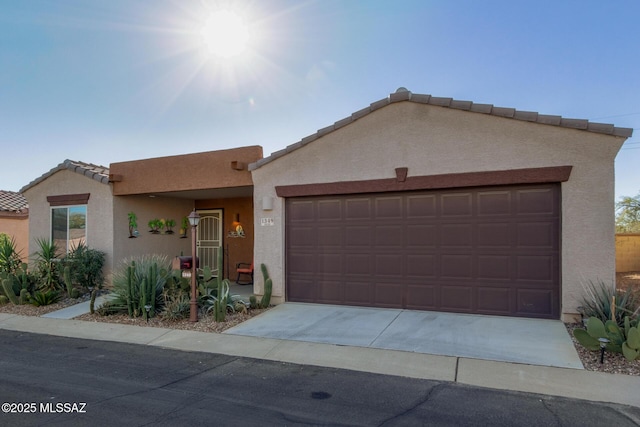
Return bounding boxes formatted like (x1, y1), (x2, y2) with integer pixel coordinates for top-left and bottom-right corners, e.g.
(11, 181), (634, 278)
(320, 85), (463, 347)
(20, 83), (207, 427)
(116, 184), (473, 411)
(20, 159), (110, 193)
(249, 88), (634, 171)
(0, 190), (28, 214)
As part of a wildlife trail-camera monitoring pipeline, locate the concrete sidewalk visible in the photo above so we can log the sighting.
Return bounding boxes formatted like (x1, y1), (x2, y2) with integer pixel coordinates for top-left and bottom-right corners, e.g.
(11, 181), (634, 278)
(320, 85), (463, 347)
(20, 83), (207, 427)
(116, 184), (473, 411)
(0, 311), (638, 409)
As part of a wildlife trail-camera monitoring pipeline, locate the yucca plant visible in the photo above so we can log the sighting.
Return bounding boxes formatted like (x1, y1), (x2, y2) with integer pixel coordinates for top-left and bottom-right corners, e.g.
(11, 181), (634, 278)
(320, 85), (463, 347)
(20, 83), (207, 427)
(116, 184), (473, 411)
(0, 234), (23, 275)
(33, 237), (62, 291)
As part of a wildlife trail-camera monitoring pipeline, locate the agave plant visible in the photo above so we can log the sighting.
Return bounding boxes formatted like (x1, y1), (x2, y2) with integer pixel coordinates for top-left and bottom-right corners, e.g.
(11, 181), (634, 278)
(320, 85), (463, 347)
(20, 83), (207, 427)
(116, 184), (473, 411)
(577, 280), (639, 326)
(29, 290), (62, 307)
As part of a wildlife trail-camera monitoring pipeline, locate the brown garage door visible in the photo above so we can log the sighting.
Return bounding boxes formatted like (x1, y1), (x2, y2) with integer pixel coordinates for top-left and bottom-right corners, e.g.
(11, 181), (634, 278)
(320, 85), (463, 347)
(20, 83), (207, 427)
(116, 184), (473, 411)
(286, 184), (560, 319)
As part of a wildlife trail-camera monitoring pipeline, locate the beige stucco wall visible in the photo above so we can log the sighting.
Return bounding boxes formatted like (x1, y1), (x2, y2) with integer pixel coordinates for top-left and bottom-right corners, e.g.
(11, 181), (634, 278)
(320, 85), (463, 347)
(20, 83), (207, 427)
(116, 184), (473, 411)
(615, 234), (640, 272)
(112, 195), (194, 277)
(252, 101), (625, 319)
(22, 169), (114, 281)
(0, 215), (29, 261)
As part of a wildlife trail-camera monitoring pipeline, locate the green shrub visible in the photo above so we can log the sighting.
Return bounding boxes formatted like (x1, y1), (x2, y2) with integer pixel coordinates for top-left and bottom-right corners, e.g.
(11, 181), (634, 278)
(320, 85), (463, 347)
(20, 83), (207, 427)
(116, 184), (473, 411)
(66, 242), (105, 292)
(577, 280), (639, 326)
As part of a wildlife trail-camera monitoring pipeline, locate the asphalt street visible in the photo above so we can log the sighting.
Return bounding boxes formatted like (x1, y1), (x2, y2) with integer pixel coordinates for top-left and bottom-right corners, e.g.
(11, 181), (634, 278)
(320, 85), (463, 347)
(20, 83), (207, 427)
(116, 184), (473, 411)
(0, 330), (638, 426)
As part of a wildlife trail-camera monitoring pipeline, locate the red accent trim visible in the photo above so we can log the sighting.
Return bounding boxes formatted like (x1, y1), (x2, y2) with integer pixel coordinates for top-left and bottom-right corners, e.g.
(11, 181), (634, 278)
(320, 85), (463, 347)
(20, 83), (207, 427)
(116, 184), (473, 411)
(276, 166), (572, 198)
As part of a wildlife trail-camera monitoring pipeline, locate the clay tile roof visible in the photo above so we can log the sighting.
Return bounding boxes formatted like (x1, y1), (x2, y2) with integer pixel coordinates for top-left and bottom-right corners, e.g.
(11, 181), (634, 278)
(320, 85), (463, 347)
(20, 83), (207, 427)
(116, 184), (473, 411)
(0, 190), (28, 213)
(249, 89), (634, 171)
(20, 159), (110, 193)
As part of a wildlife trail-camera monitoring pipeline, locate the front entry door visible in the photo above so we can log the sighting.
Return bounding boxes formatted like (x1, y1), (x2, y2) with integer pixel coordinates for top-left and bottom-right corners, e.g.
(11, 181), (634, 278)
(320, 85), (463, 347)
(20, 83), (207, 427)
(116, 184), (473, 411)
(197, 209), (222, 276)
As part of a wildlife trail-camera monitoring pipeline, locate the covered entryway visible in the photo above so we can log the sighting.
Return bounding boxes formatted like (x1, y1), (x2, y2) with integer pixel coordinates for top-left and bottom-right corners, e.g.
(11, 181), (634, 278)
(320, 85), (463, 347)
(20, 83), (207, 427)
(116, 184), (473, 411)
(286, 183), (560, 319)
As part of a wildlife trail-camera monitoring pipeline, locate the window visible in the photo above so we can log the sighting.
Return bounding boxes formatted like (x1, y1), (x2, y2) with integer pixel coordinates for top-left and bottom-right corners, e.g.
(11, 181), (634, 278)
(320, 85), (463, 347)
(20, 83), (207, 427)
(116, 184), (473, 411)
(51, 205), (87, 254)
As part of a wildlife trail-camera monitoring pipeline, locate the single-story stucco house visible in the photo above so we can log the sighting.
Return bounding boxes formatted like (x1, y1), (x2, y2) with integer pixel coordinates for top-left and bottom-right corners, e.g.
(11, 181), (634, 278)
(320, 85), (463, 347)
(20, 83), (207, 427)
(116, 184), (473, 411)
(19, 89), (632, 322)
(250, 88), (632, 322)
(0, 190), (29, 261)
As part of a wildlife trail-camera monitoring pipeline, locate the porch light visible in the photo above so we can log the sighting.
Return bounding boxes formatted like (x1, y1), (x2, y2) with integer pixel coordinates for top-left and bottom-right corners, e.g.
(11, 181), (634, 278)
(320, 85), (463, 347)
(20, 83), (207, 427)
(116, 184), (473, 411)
(188, 210), (201, 227)
(189, 210), (200, 322)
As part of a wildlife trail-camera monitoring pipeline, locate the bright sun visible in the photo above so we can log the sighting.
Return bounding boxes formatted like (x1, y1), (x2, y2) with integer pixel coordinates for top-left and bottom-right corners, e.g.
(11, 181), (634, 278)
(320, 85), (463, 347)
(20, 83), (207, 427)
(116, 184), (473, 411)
(200, 10), (250, 58)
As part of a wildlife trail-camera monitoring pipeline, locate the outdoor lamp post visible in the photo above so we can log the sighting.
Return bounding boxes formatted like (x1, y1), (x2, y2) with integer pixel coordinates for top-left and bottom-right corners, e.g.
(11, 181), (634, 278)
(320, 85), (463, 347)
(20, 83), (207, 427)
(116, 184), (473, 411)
(188, 210), (200, 322)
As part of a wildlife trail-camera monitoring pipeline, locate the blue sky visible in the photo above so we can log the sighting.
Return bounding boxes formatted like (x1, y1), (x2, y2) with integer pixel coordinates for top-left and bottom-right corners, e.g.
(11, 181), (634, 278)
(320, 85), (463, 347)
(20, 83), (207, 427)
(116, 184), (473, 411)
(1, 0), (638, 199)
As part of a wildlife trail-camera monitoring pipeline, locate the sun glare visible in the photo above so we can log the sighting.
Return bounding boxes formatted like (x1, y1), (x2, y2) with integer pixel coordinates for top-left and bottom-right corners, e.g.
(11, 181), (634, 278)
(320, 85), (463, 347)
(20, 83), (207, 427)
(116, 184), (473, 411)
(200, 10), (250, 58)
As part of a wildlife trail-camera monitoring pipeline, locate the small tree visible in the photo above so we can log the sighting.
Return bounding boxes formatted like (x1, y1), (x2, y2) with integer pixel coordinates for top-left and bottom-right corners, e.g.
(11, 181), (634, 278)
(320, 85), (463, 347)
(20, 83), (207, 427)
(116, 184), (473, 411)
(616, 193), (640, 233)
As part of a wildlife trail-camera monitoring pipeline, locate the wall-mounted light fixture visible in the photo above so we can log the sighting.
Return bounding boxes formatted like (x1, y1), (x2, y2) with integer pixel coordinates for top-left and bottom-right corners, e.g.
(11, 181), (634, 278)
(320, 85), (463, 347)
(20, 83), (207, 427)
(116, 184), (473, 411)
(262, 196), (274, 211)
(228, 212), (245, 238)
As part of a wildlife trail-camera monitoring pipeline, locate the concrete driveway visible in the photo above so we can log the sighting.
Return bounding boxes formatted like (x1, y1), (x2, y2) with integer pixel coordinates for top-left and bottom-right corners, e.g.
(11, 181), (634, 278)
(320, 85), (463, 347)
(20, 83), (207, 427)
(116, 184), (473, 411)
(224, 303), (584, 369)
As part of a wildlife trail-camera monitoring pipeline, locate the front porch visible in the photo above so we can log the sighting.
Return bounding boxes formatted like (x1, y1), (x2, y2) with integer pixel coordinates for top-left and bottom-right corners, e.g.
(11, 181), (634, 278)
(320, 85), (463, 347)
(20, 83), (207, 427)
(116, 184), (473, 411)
(109, 146), (262, 283)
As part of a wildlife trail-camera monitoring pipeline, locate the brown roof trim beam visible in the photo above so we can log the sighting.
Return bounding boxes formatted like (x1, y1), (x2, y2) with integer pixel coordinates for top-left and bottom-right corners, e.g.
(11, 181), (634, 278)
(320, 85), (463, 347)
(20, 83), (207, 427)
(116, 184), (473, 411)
(275, 166), (573, 198)
(47, 193), (91, 207)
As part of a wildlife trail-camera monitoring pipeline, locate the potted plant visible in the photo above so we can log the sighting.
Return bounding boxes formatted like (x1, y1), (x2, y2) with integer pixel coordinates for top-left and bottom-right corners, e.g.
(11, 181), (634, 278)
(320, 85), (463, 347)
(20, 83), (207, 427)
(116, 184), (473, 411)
(179, 216), (189, 238)
(165, 219), (176, 234)
(128, 212), (138, 238)
(148, 219), (162, 234)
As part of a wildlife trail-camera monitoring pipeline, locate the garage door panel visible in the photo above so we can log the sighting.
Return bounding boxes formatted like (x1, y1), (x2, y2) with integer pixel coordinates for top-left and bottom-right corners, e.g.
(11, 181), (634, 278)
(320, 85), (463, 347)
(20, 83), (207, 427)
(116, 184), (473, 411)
(345, 198), (371, 219)
(407, 225), (436, 247)
(376, 197), (403, 218)
(407, 195), (437, 217)
(478, 223), (511, 247)
(318, 280), (343, 303)
(477, 191), (511, 216)
(375, 225), (403, 246)
(477, 255), (510, 280)
(318, 253), (342, 274)
(317, 226), (342, 246)
(375, 254), (403, 276)
(289, 201), (315, 221)
(345, 254), (371, 275)
(517, 289), (554, 316)
(286, 183), (560, 319)
(289, 253), (316, 274)
(441, 255), (473, 278)
(441, 224), (472, 247)
(477, 287), (511, 313)
(441, 193), (473, 216)
(440, 286), (473, 311)
(516, 189), (556, 215)
(407, 254), (436, 277)
(517, 223), (556, 248)
(317, 200), (341, 220)
(374, 282), (403, 307)
(344, 281), (373, 305)
(289, 227), (315, 247)
(287, 278), (317, 302)
(345, 226), (372, 247)
(516, 256), (554, 281)
(406, 283), (437, 309)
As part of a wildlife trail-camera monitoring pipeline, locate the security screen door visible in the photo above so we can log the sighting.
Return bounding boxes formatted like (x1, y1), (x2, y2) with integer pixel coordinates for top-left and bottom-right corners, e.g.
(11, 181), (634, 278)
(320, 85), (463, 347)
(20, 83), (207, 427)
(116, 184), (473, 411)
(196, 210), (222, 276)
